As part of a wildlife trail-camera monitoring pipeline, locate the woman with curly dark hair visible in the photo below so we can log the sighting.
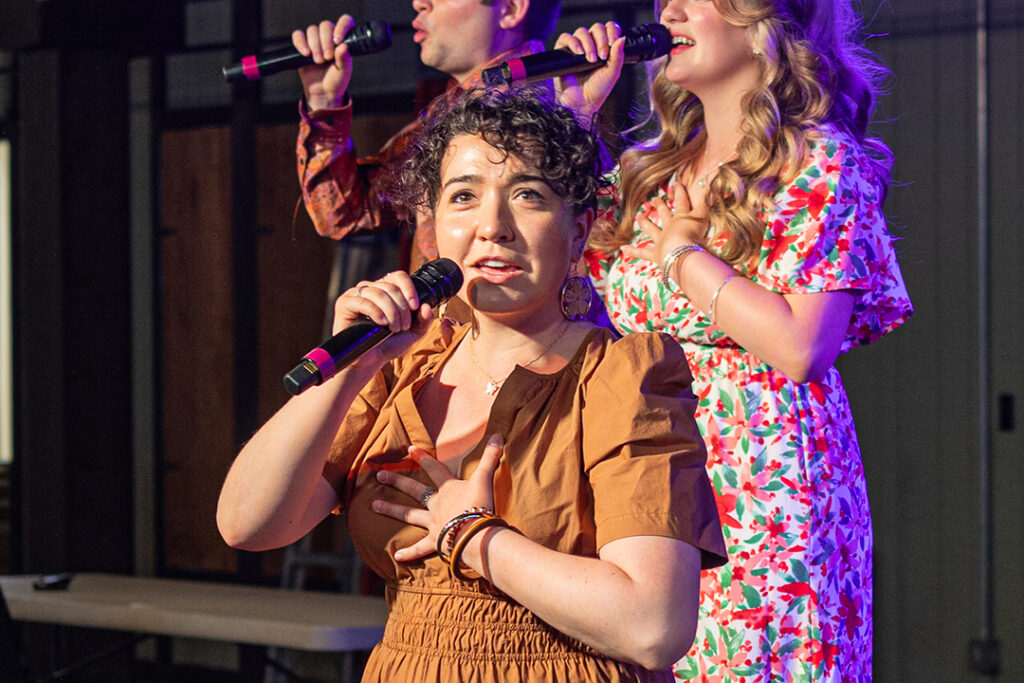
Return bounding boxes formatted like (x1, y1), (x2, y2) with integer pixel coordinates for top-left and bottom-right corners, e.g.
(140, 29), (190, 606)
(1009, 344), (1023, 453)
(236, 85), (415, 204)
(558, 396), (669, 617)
(557, 1), (913, 679)
(217, 86), (726, 682)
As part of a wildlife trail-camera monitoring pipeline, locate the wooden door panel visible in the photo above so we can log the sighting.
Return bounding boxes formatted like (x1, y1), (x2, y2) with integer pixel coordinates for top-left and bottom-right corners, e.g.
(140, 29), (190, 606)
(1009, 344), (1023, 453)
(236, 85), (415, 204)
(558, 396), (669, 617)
(160, 126), (237, 573)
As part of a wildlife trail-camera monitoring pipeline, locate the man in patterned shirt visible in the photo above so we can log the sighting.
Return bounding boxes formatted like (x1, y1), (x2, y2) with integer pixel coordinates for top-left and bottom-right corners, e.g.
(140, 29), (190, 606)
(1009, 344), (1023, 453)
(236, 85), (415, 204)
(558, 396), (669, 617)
(292, 0), (562, 320)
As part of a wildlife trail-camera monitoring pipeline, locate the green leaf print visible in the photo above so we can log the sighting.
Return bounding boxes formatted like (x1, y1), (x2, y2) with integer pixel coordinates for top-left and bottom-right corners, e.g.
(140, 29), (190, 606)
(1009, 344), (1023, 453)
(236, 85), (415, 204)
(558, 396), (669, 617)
(743, 387), (760, 418)
(785, 594), (809, 615)
(741, 583), (762, 607)
(725, 628), (744, 660)
(749, 422), (783, 438)
(789, 558), (810, 583)
(674, 660), (700, 679)
(732, 666), (762, 677)
(751, 451), (767, 476)
(723, 466), (739, 489)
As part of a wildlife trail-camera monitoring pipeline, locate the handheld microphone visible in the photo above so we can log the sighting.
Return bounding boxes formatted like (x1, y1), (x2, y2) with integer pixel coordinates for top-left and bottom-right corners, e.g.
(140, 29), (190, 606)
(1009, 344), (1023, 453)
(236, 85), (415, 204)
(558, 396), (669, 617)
(283, 258), (463, 396)
(223, 20), (393, 82)
(482, 23), (671, 87)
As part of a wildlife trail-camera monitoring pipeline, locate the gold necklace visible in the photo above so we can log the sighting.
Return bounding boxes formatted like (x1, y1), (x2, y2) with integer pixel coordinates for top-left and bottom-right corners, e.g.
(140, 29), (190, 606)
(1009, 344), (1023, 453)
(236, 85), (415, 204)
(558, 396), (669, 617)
(693, 147), (734, 188)
(468, 323), (571, 396)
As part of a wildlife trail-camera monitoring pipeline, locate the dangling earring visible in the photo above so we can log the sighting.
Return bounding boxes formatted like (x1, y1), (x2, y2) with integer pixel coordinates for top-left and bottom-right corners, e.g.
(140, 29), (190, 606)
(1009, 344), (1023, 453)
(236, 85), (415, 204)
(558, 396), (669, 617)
(559, 254), (593, 321)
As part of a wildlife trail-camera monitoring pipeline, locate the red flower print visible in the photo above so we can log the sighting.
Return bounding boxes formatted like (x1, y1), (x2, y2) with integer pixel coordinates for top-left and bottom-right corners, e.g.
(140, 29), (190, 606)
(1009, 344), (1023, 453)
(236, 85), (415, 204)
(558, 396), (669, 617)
(786, 180), (833, 220)
(766, 518), (788, 537)
(778, 582), (815, 598)
(807, 182), (832, 218)
(780, 476), (802, 492)
(714, 492), (743, 529)
(839, 591), (863, 641)
(628, 293), (648, 325)
(583, 250), (605, 277)
(813, 638), (839, 671)
(764, 231), (803, 263)
(733, 606), (771, 630)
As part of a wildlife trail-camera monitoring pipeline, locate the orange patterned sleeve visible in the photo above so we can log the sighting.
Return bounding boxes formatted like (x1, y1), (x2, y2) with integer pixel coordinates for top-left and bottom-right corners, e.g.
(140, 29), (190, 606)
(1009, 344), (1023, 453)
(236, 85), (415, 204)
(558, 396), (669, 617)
(295, 99), (416, 240)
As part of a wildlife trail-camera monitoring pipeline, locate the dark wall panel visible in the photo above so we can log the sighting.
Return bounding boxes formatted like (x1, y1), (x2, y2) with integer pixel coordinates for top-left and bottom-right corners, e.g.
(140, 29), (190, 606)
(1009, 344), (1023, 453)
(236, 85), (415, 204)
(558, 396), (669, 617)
(836, 2), (1024, 681)
(16, 47), (133, 576)
(988, 14), (1024, 680)
(160, 126), (237, 574)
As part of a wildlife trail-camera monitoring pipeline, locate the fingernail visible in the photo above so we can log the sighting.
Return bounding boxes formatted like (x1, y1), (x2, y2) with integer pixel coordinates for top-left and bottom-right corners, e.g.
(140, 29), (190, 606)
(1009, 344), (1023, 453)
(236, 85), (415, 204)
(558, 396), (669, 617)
(488, 433), (503, 447)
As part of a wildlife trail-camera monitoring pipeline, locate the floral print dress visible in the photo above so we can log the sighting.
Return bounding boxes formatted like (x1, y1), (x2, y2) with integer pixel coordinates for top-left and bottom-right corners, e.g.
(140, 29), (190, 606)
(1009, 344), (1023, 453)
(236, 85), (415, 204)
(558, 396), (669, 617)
(586, 125), (912, 682)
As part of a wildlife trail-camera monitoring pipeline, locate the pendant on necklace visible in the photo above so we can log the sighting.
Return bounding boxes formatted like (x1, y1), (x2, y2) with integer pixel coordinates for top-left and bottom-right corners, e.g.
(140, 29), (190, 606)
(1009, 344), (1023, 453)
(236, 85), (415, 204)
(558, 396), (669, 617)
(484, 380), (502, 396)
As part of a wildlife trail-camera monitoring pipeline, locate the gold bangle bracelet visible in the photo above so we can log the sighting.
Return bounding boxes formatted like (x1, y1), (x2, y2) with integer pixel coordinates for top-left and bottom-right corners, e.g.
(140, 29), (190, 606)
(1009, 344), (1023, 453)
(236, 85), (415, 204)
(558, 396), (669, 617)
(708, 274), (737, 325)
(436, 508), (491, 562)
(659, 244), (706, 294)
(449, 515), (508, 581)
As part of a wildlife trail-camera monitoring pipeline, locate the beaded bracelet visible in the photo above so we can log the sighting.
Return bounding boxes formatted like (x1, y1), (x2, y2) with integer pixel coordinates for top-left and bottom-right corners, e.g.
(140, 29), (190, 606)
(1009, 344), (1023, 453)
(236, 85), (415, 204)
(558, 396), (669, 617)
(708, 274), (737, 325)
(449, 514), (509, 581)
(660, 244), (706, 294)
(436, 507), (492, 563)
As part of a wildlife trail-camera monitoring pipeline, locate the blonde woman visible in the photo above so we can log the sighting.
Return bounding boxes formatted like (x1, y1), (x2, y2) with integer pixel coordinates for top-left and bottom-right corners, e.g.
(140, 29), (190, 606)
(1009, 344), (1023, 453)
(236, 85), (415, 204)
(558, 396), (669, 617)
(558, 1), (912, 679)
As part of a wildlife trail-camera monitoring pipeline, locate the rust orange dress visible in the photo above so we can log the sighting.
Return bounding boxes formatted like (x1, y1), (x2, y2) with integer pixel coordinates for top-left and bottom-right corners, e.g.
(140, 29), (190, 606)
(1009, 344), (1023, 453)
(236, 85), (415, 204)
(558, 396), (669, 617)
(322, 321), (727, 681)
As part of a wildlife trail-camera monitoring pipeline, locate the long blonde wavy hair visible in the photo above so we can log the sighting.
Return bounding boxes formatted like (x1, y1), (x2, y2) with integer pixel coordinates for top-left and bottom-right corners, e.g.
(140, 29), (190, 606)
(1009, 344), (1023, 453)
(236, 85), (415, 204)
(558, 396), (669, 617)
(591, 0), (894, 265)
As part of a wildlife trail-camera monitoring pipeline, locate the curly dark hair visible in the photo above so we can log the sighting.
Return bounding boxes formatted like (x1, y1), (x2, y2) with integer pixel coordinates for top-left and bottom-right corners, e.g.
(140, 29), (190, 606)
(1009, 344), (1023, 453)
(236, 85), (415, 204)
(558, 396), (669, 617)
(388, 86), (607, 218)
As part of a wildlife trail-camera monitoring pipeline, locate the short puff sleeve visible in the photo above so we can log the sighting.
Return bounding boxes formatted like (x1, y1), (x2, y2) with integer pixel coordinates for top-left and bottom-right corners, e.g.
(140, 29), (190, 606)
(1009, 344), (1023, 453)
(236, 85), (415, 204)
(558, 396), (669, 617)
(752, 130), (913, 350)
(580, 332), (727, 569)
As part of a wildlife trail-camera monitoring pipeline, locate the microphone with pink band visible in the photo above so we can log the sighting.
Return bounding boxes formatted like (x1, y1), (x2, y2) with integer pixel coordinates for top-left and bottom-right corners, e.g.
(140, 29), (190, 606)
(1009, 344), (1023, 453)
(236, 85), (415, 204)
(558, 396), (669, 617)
(479, 22), (671, 87)
(283, 258), (463, 396)
(481, 23), (671, 87)
(223, 20), (392, 82)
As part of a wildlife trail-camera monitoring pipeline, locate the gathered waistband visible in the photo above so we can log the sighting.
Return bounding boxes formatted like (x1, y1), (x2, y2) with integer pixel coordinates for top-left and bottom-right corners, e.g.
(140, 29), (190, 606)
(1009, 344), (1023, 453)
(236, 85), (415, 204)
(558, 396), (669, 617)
(381, 583), (600, 662)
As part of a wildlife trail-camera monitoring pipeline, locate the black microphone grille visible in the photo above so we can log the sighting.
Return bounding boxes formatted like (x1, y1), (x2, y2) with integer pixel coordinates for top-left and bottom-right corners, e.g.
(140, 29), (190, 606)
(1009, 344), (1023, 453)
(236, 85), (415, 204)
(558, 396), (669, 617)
(346, 20), (393, 55)
(624, 23), (672, 63)
(412, 258), (464, 307)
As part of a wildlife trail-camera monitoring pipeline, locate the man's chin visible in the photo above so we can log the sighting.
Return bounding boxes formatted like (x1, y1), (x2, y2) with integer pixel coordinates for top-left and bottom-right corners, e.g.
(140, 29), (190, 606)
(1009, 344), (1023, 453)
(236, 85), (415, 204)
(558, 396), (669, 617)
(418, 47), (441, 71)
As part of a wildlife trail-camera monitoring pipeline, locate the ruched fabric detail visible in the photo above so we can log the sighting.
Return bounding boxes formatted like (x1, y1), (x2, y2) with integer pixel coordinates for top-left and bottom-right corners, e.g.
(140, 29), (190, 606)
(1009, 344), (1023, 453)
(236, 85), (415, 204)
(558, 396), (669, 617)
(361, 584), (673, 682)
